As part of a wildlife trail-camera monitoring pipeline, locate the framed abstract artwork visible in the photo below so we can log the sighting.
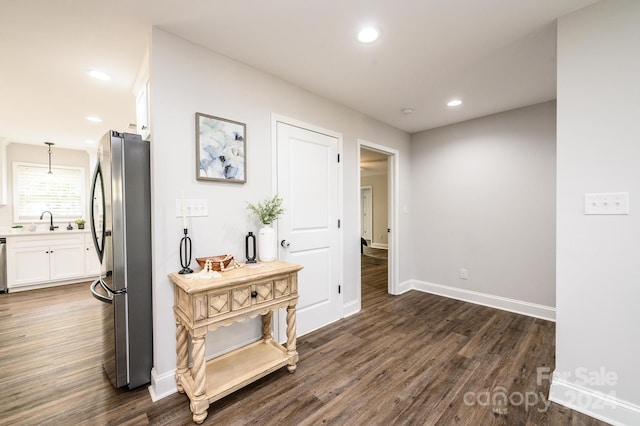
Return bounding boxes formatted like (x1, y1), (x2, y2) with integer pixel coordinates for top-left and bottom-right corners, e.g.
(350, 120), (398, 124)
(195, 112), (246, 183)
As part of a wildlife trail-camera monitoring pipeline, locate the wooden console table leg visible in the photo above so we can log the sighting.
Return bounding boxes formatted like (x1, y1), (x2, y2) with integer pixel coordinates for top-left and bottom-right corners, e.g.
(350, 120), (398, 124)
(286, 304), (298, 373)
(261, 311), (273, 342)
(175, 318), (189, 393)
(190, 330), (209, 424)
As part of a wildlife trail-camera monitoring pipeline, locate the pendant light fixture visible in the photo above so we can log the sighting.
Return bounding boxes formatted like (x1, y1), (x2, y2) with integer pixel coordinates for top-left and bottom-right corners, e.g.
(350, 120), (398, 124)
(44, 141), (54, 176)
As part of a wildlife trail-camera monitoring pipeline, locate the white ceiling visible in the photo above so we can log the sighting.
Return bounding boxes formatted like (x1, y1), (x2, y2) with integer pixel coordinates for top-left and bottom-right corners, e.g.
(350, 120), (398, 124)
(0, 0), (599, 150)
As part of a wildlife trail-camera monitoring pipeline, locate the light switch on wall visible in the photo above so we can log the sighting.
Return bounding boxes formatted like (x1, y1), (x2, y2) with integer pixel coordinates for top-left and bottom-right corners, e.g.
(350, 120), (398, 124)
(176, 199), (209, 217)
(584, 192), (629, 215)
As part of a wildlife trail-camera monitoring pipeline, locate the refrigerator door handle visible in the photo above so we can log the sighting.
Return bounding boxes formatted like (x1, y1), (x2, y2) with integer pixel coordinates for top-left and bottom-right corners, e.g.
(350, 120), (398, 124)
(90, 278), (113, 304)
(102, 280), (127, 295)
(90, 161), (106, 264)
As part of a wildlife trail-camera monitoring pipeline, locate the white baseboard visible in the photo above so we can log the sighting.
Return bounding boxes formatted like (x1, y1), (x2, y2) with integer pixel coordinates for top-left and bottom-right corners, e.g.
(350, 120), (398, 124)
(370, 243), (388, 250)
(406, 279), (555, 321)
(343, 299), (360, 317)
(396, 279), (413, 295)
(148, 367), (177, 402)
(8, 277), (93, 292)
(550, 377), (640, 426)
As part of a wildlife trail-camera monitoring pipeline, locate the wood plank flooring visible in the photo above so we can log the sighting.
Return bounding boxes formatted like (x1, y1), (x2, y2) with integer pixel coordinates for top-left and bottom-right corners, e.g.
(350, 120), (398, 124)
(0, 260), (609, 425)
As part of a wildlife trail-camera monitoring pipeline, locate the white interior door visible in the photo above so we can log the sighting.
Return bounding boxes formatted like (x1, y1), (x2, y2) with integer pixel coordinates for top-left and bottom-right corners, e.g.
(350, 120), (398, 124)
(361, 186), (372, 241)
(276, 121), (342, 337)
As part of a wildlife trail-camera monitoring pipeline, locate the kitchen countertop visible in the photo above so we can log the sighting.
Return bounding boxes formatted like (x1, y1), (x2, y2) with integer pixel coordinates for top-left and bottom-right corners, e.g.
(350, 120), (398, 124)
(0, 229), (90, 238)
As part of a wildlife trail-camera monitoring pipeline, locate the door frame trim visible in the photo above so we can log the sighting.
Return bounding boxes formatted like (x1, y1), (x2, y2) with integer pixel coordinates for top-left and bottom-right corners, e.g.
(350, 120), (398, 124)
(271, 114), (344, 341)
(357, 139), (400, 296)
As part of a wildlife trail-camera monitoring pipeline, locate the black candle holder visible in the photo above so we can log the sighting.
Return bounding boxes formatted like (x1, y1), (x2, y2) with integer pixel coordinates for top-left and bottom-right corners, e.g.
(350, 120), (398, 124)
(245, 231), (257, 263)
(179, 228), (193, 274)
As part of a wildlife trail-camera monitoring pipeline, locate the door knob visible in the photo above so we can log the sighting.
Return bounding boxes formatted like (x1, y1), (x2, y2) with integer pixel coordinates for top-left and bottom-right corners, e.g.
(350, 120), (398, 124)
(280, 240), (290, 248)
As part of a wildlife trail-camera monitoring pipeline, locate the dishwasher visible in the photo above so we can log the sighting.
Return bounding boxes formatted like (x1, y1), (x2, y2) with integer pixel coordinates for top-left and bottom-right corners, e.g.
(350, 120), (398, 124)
(0, 237), (6, 293)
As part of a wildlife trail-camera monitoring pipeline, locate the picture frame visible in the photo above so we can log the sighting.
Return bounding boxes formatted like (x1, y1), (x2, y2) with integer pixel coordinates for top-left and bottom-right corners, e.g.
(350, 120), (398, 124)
(195, 112), (246, 183)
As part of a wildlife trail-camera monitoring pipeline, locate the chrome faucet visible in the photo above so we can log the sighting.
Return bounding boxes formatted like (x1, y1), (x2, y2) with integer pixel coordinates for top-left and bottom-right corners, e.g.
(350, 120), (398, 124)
(40, 210), (57, 231)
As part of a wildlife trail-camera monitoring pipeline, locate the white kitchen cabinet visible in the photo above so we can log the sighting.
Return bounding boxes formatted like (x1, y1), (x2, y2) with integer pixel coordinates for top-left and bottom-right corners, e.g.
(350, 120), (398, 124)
(135, 81), (150, 140)
(10, 244), (50, 285)
(7, 233), (88, 290)
(50, 244), (85, 281)
(133, 51), (150, 141)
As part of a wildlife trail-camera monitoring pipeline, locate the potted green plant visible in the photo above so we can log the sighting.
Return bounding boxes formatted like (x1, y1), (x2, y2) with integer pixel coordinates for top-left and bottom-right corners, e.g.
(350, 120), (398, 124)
(75, 219), (86, 230)
(247, 194), (284, 225)
(247, 194), (284, 262)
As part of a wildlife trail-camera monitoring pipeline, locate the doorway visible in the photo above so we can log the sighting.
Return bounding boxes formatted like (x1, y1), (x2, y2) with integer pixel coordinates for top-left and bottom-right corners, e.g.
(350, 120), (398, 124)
(358, 140), (399, 300)
(360, 150), (388, 250)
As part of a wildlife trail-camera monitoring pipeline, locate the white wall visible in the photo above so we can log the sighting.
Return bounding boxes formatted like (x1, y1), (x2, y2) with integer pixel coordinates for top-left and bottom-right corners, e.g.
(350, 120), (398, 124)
(409, 101), (556, 310)
(552, 1), (640, 424)
(149, 28), (412, 398)
(361, 172), (388, 247)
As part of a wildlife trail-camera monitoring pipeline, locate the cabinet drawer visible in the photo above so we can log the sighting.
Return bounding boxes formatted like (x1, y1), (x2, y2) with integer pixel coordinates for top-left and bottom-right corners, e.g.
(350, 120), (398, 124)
(8, 234), (84, 249)
(231, 287), (251, 310)
(254, 282), (273, 303)
(231, 282), (275, 310)
(273, 278), (290, 298)
(193, 277), (294, 322)
(208, 291), (230, 317)
(204, 281), (276, 316)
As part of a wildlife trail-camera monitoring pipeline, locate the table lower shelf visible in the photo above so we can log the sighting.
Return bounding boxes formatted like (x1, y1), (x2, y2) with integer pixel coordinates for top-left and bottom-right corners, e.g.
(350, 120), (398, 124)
(180, 339), (295, 404)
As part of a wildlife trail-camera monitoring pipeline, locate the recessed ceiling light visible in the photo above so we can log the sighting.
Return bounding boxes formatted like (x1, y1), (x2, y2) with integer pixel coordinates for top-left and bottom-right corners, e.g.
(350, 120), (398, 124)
(447, 99), (463, 107)
(85, 116), (103, 123)
(402, 108), (413, 115)
(357, 26), (381, 43)
(88, 70), (111, 81)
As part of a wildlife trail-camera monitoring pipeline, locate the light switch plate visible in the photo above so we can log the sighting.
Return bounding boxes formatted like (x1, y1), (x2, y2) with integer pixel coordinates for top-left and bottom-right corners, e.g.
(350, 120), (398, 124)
(584, 192), (629, 215)
(176, 199), (209, 217)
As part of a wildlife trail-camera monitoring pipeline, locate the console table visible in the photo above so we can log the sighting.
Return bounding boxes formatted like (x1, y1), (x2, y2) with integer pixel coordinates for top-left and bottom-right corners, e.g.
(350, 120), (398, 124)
(168, 260), (302, 423)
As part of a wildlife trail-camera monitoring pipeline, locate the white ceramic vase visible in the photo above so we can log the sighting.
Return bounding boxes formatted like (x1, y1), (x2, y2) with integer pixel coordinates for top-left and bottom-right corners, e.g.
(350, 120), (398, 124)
(258, 224), (276, 262)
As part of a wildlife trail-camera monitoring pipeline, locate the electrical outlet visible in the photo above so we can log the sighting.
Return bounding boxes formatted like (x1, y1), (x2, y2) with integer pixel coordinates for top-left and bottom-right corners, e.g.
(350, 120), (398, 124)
(459, 268), (468, 280)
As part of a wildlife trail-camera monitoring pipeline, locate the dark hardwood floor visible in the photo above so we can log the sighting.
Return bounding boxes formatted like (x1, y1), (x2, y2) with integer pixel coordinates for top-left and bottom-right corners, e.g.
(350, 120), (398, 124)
(0, 259), (608, 425)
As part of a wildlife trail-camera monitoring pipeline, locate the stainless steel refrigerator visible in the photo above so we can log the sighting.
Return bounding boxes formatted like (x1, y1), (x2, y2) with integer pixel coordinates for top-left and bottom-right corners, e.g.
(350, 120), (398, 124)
(89, 130), (152, 389)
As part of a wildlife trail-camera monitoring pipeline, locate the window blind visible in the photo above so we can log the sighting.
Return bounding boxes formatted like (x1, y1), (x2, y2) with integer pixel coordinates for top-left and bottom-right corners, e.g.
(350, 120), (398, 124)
(13, 162), (85, 222)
